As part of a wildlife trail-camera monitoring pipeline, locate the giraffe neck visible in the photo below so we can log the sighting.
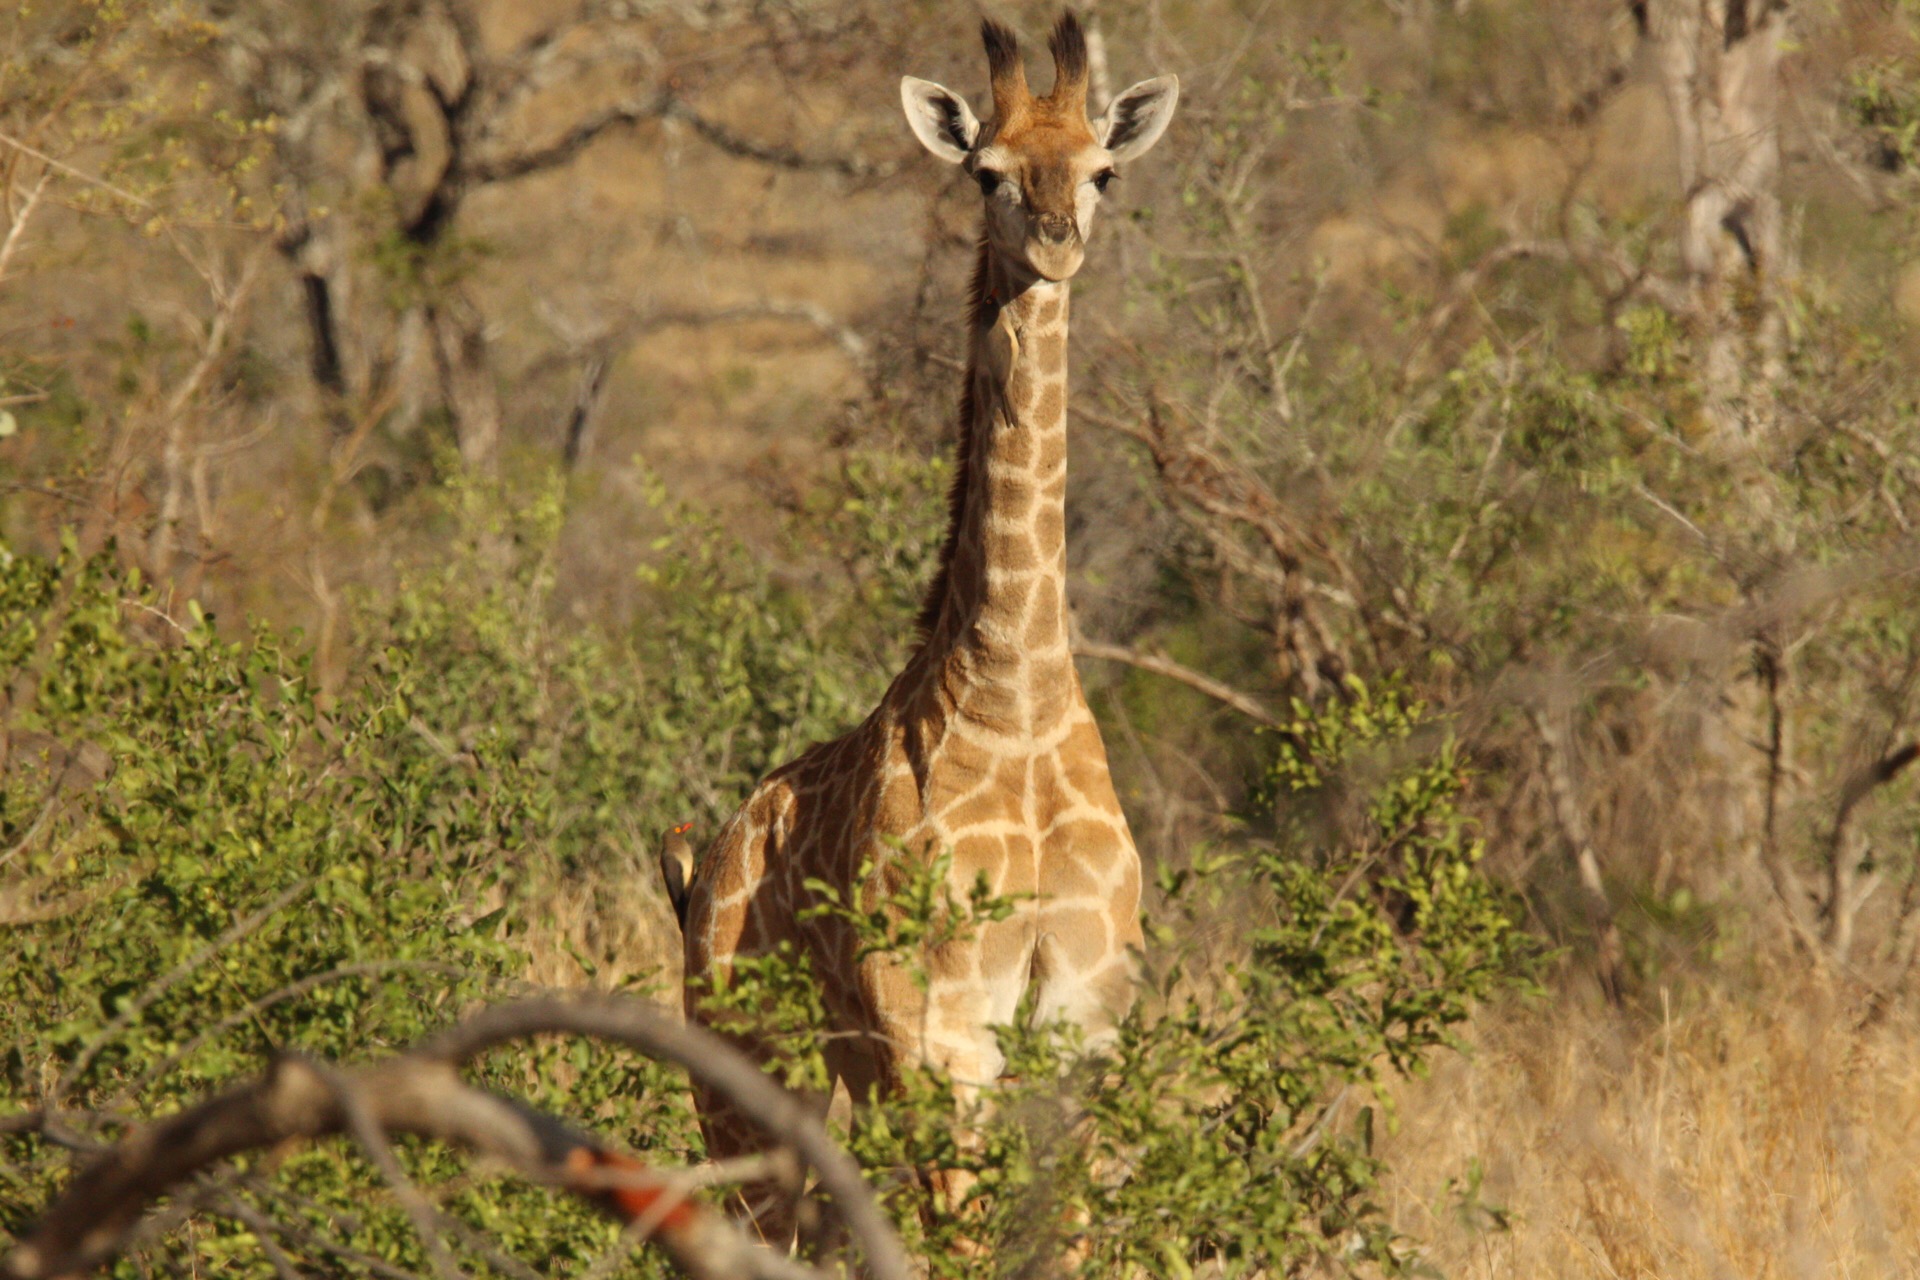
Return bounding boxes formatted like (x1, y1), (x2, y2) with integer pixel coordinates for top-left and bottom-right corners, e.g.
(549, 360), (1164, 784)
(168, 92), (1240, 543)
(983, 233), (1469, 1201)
(921, 244), (1074, 717)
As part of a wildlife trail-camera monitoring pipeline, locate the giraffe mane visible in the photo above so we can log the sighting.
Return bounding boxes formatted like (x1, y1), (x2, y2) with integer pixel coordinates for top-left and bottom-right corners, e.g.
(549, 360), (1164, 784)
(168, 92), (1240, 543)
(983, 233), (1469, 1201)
(913, 236), (995, 642)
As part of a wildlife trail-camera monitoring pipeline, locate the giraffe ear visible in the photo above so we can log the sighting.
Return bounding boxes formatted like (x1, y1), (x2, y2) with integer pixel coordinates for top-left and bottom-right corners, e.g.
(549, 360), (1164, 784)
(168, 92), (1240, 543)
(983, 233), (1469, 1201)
(901, 77), (981, 164)
(1095, 76), (1179, 163)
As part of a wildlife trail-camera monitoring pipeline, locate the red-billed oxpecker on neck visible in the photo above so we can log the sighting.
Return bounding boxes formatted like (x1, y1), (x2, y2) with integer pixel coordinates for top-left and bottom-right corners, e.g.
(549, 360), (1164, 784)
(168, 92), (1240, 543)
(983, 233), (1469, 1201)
(657, 822), (695, 927)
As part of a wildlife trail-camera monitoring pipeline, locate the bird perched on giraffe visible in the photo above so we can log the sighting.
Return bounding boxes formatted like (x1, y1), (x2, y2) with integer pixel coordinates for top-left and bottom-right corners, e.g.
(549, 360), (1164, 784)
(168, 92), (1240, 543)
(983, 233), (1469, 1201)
(674, 9), (1178, 1245)
(657, 822), (696, 927)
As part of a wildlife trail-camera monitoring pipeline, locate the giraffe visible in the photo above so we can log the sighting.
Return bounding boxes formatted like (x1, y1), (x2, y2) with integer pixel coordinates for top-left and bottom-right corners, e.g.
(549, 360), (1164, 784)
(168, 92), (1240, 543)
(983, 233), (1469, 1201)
(679, 11), (1178, 1245)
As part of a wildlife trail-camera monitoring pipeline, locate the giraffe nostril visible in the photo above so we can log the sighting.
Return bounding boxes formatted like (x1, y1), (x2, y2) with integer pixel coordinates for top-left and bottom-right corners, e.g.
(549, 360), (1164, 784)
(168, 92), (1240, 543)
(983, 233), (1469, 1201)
(1037, 215), (1075, 245)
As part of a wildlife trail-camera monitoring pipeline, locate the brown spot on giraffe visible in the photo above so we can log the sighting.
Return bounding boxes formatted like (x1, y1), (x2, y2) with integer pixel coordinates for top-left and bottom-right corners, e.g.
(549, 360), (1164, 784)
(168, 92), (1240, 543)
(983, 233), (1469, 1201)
(1034, 382), (1065, 424)
(679, 10), (1180, 1248)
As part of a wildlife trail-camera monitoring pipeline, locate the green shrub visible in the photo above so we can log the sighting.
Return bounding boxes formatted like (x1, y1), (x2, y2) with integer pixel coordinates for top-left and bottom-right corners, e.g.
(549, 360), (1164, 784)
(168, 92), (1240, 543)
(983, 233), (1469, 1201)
(3, 466), (1525, 1278)
(0, 535), (586, 1276)
(0, 452), (943, 1276)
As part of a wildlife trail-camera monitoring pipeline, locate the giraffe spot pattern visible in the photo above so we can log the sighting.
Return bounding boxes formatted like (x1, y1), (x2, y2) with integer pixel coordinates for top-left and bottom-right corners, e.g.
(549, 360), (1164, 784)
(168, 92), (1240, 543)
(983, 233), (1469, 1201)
(1034, 382), (1065, 423)
(684, 260), (1142, 1153)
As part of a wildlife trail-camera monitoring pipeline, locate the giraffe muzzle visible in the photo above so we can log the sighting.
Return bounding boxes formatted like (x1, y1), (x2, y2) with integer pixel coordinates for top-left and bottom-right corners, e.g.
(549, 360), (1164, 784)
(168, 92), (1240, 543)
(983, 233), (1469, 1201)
(1025, 214), (1085, 281)
(1036, 213), (1076, 245)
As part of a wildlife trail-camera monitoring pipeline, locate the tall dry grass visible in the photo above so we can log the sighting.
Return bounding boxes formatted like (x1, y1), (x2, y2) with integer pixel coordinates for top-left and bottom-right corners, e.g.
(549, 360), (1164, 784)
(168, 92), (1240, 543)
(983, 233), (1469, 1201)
(1381, 972), (1920, 1279)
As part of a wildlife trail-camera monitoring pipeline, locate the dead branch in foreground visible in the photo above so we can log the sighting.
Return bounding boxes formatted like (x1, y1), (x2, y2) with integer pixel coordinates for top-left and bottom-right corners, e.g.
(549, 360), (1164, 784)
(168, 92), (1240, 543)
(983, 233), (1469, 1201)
(2, 994), (911, 1280)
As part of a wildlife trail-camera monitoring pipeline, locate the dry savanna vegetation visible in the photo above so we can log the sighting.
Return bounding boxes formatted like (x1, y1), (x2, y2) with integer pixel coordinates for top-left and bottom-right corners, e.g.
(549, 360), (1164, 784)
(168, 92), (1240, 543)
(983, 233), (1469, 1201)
(3, 0), (1920, 1276)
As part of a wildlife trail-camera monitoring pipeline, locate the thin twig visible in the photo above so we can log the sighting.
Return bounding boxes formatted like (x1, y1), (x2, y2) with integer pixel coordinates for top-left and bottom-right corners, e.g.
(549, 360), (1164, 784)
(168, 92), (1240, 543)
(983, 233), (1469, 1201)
(0, 132), (152, 209)
(1755, 643), (1823, 958)
(52, 879), (314, 1106)
(1825, 741), (1920, 961)
(114, 959), (470, 1110)
(233, 1181), (438, 1280)
(1070, 628), (1280, 728)
(0, 169), (51, 285)
(1528, 706), (1625, 1004)
(211, 1192), (304, 1280)
(574, 1154), (807, 1280)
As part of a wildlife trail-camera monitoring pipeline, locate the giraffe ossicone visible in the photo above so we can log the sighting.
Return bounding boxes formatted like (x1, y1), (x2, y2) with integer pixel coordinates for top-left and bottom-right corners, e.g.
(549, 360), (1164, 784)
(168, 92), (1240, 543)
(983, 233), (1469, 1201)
(677, 10), (1178, 1246)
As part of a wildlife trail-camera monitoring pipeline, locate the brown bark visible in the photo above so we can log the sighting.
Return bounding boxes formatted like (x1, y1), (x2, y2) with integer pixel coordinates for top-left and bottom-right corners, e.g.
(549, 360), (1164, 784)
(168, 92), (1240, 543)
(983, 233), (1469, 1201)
(1825, 742), (1920, 962)
(1075, 402), (1354, 704)
(1644, 0), (1789, 442)
(428, 295), (502, 472)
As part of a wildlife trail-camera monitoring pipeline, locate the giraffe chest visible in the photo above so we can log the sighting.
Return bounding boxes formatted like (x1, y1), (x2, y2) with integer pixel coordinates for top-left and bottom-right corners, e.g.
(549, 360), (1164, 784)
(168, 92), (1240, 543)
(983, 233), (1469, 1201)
(865, 700), (1129, 879)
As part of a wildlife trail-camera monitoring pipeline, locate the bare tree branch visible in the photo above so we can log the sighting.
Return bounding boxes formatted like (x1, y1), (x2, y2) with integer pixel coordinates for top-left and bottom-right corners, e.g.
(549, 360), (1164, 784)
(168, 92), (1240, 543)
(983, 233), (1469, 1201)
(1826, 741), (1920, 961)
(0, 131), (152, 210)
(1752, 641), (1826, 958)
(3, 994), (910, 1280)
(1071, 627), (1281, 729)
(467, 92), (890, 186)
(1074, 401), (1354, 701)
(466, 92), (672, 183)
(316, 1059), (469, 1280)
(563, 352), (611, 470)
(0, 168), (51, 287)
(413, 995), (913, 1280)
(663, 98), (895, 180)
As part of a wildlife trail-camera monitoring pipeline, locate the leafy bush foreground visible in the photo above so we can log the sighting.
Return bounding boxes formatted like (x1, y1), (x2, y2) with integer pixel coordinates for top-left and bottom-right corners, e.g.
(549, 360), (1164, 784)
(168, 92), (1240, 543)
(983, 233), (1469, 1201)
(0, 470), (1529, 1278)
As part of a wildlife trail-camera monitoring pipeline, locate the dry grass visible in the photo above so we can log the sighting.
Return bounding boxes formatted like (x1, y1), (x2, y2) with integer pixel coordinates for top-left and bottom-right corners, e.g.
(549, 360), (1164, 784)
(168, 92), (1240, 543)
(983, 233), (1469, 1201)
(519, 854), (685, 996)
(1380, 973), (1920, 1279)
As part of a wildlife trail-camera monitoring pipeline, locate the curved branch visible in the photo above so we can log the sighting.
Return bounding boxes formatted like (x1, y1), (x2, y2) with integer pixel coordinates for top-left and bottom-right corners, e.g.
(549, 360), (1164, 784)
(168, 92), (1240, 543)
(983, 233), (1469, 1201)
(1826, 740), (1920, 959)
(415, 995), (912, 1280)
(662, 100), (895, 179)
(467, 93), (891, 186)
(5, 1054), (757, 1280)
(466, 93), (672, 183)
(5, 995), (910, 1280)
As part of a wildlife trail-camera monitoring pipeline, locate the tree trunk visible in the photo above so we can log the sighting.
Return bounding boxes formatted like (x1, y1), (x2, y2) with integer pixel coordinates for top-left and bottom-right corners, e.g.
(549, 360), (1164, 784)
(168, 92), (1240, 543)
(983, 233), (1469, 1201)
(429, 294), (501, 473)
(1530, 707), (1627, 1004)
(1646, 0), (1788, 443)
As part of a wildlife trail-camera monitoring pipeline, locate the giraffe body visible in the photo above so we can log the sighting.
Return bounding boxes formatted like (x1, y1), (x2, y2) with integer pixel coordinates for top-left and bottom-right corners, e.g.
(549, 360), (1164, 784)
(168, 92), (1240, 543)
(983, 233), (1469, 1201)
(680, 12), (1178, 1244)
(687, 271), (1139, 1081)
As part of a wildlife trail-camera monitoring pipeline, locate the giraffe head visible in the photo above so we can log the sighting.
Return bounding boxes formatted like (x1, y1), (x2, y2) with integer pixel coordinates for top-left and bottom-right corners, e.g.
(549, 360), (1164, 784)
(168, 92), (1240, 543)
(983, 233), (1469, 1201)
(902, 12), (1179, 283)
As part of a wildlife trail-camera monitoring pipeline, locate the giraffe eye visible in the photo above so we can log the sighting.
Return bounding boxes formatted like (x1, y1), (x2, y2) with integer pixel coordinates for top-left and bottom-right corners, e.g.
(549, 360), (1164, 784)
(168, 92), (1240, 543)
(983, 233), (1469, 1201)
(1093, 169), (1116, 193)
(974, 167), (1003, 197)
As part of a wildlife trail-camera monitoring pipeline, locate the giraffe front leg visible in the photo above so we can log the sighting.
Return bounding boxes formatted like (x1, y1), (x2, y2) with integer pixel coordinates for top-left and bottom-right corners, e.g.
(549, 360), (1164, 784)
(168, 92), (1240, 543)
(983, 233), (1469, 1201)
(1029, 924), (1141, 1051)
(691, 1079), (833, 1254)
(869, 974), (1009, 1244)
(915, 1029), (1001, 1259)
(1030, 840), (1146, 1267)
